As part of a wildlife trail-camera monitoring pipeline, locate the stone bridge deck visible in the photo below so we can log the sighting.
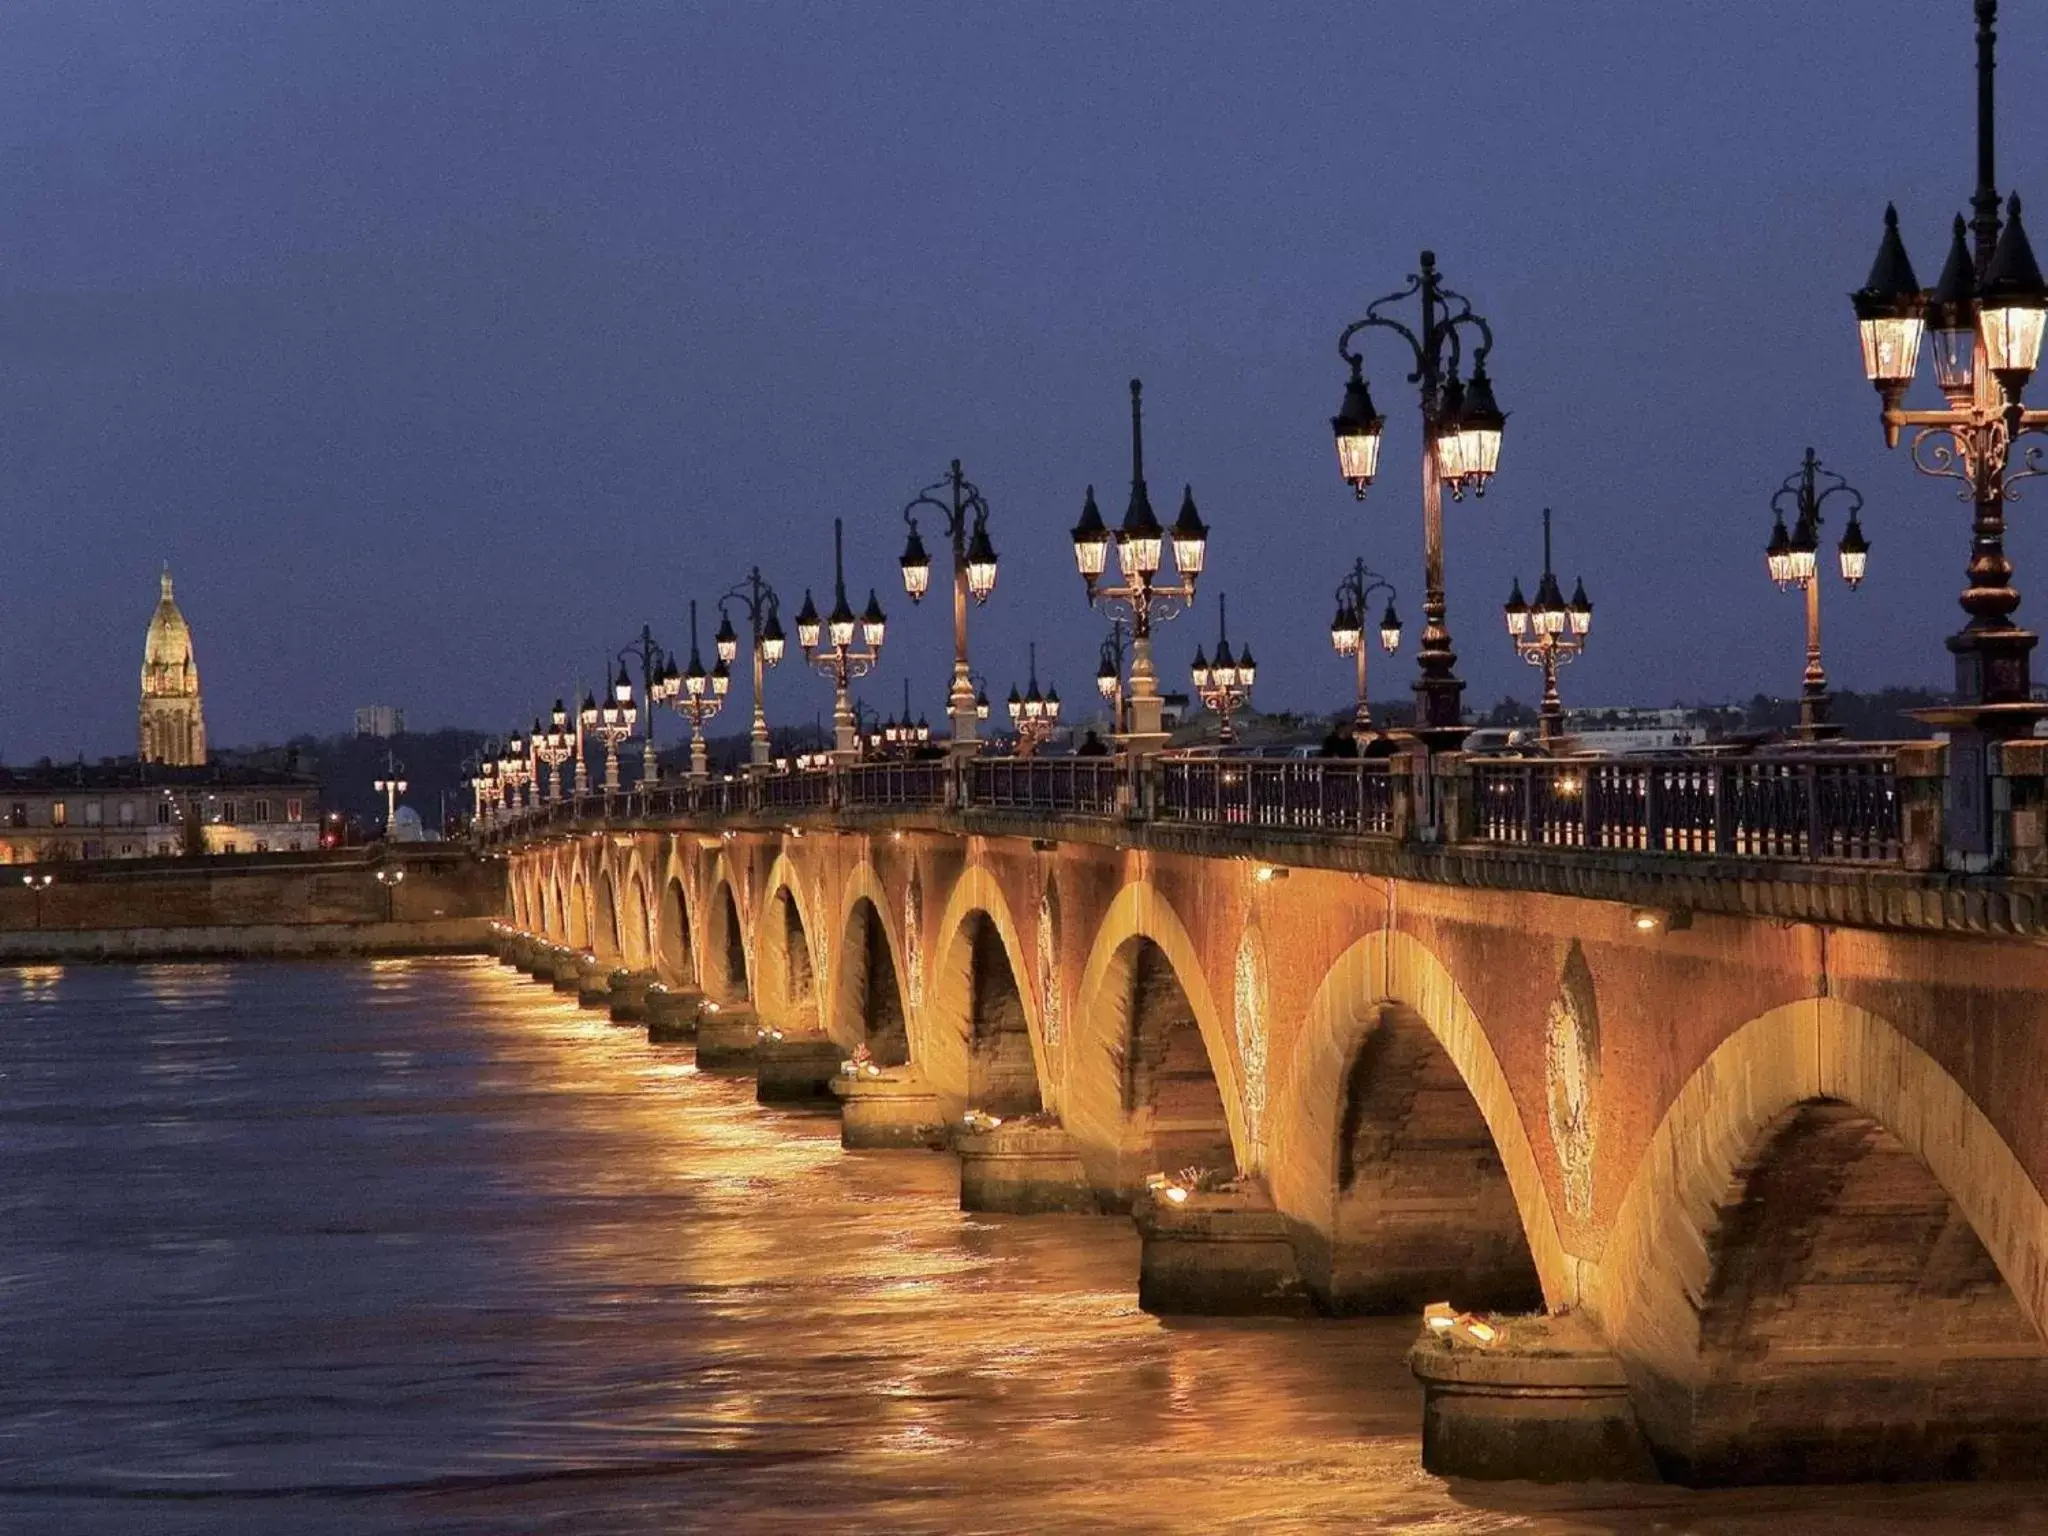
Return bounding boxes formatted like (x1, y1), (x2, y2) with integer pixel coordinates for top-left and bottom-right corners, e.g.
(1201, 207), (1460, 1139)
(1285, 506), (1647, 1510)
(485, 746), (2048, 1486)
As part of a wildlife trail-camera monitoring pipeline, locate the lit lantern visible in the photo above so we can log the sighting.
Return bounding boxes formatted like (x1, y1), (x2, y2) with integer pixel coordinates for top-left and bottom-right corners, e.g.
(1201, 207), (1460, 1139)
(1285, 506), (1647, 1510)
(1433, 372), (1468, 484)
(761, 609), (787, 666)
(1765, 515), (1795, 588)
(1379, 601), (1402, 653)
(1121, 487), (1164, 577)
(1170, 486), (1208, 578)
(1787, 514), (1820, 587)
(1070, 487), (1110, 585)
(1096, 654), (1118, 699)
(1851, 203), (1926, 402)
(1455, 362), (1506, 495)
(1329, 603), (1362, 657)
(1189, 646), (1212, 692)
(965, 521), (999, 602)
(1927, 216), (1979, 400)
(715, 610), (739, 665)
(1838, 512), (1870, 589)
(860, 589), (886, 650)
(1568, 578), (1592, 637)
(794, 590), (821, 652)
(1503, 576), (1529, 636)
(1980, 195), (2047, 386)
(1331, 361), (1385, 498)
(827, 590), (856, 651)
(899, 524), (931, 602)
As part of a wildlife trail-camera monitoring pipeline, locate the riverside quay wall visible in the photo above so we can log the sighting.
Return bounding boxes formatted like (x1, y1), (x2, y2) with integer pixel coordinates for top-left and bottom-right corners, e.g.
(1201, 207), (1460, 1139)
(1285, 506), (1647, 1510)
(492, 752), (2048, 1487)
(0, 846), (503, 961)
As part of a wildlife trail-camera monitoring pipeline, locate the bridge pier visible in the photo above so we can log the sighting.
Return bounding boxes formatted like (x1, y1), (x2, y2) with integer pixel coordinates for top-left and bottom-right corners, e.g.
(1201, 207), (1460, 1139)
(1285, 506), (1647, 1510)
(754, 1031), (842, 1104)
(1133, 1183), (1311, 1316)
(1410, 1317), (1656, 1483)
(574, 954), (610, 1009)
(550, 949), (583, 992)
(693, 1005), (759, 1070)
(607, 969), (655, 1023)
(955, 1121), (1097, 1213)
(644, 984), (703, 1042)
(832, 1065), (946, 1149)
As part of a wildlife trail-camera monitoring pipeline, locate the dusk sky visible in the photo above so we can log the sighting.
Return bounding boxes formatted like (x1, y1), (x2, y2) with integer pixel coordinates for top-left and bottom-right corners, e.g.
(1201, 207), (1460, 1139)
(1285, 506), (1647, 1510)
(2, 1), (2044, 758)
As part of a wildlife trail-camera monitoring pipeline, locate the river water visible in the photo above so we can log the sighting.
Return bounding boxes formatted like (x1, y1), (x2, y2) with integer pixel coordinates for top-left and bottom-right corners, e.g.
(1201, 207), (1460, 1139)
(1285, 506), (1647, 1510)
(0, 956), (2040, 1534)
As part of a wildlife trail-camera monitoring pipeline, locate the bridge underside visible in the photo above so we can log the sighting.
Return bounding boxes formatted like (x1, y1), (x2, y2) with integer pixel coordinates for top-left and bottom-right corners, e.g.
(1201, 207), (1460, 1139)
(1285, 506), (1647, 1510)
(494, 809), (2048, 1485)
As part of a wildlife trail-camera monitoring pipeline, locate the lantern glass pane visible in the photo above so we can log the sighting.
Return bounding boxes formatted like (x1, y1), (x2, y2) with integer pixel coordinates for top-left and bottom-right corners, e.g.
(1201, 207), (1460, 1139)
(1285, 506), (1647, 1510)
(1859, 315), (1925, 383)
(1982, 303), (2047, 376)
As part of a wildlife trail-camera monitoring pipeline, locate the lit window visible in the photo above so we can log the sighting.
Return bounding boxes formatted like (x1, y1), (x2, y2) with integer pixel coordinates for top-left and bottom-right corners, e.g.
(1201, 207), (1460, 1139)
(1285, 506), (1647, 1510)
(51, 802), (66, 828)
(286, 799), (303, 823)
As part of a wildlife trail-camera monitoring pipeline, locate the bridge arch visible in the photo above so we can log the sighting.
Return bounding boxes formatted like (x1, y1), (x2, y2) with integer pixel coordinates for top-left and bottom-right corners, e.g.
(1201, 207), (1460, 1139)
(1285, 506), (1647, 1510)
(656, 872), (694, 987)
(1595, 997), (2048, 1483)
(593, 868), (623, 964)
(756, 856), (818, 1031)
(566, 863), (590, 950)
(831, 866), (911, 1066)
(926, 867), (1046, 1123)
(621, 863), (653, 971)
(1066, 880), (1246, 1206)
(1267, 930), (1563, 1315)
(705, 863), (750, 1005)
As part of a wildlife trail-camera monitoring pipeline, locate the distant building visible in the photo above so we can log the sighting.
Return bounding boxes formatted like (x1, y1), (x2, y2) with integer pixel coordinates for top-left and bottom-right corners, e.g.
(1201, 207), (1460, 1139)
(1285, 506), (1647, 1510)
(139, 567), (207, 766)
(0, 762), (320, 862)
(354, 706), (406, 738)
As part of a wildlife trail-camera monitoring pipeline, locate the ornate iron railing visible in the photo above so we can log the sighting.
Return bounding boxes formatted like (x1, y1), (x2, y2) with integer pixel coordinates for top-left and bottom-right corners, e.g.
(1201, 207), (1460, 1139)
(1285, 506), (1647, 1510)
(840, 760), (950, 810)
(1157, 758), (1399, 835)
(969, 757), (1121, 817)
(1472, 753), (1901, 863)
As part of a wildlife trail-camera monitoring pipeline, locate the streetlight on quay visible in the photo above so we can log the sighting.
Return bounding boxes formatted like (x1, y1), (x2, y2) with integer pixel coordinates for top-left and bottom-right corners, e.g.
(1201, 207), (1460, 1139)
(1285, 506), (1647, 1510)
(1764, 452), (1867, 740)
(1329, 560), (1402, 738)
(717, 567), (787, 770)
(1070, 380), (1209, 753)
(22, 871), (53, 929)
(664, 600), (731, 781)
(796, 518), (887, 760)
(580, 665), (638, 792)
(899, 460), (1000, 757)
(374, 865), (406, 923)
(1329, 251), (1508, 752)
(1503, 509), (1593, 748)
(1190, 593), (1255, 745)
(373, 750), (409, 840)
(616, 625), (674, 785)
(1096, 618), (1128, 735)
(1007, 643), (1062, 756)
(533, 701), (577, 802)
(1849, 0), (2048, 857)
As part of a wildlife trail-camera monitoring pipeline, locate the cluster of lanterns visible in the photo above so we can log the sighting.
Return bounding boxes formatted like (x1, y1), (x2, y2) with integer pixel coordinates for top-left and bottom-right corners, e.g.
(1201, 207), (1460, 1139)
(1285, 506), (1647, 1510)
(1852, 197), (2046, 426)
(1330, 355), (1506, 501)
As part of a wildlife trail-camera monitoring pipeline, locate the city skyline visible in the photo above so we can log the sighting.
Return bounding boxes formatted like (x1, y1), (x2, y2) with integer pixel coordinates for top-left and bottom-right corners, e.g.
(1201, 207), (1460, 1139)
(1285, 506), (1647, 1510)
(3, 2), (2044, 758)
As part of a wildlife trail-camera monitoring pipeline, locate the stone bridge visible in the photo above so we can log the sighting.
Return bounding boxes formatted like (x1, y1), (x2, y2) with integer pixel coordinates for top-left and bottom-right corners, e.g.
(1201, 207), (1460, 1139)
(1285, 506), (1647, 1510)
(483, 749), (2048, 1485)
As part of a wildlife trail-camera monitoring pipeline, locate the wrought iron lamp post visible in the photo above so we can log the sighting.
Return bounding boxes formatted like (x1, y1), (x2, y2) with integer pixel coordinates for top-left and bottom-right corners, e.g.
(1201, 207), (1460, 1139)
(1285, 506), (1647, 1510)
(373, 750), (409, 839)
(1764, 451), (1867, 739)
(1329, 252), (1508, 751)
(716, 567), (786, 770)
(881, 678), (932, 755)
(899, 460), (999, 757)
(1095, 618), (1128, 734)
(496, 727), (533, 817)
(796, 518), (886, 760)
(533, 700), (577, 802)
(1007, 643), (1062, 755)
(1850, 0), (2048, 855)
(1190, 593), (1255, 744)
(1329, 559), (1401, 736)
(1502, 509), (1592, 747)
(580, 665), (638, 792)
(1070, 380), (1208, 751)
(665, 600), (730, 781)
(617, 625), (672, 785)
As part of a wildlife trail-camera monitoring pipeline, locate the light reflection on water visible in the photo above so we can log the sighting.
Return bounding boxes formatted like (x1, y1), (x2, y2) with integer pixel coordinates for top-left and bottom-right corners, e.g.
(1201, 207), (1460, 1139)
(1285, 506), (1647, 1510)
(0, 957), (2039, 1535)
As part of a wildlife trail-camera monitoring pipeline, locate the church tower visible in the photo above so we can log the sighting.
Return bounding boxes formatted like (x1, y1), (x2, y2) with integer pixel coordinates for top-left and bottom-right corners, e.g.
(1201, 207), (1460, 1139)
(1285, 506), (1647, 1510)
(139, 566), (207, 766)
